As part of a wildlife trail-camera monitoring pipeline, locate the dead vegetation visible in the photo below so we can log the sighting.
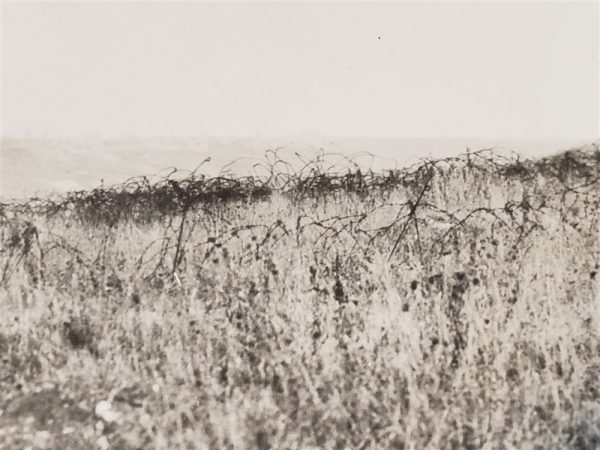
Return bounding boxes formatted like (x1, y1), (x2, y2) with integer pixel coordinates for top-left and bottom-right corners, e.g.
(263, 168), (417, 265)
(0, 144), (599, 449)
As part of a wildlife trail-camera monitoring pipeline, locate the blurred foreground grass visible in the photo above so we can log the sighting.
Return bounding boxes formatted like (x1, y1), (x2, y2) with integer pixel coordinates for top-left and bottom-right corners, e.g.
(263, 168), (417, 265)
(1, 146), (599, 449)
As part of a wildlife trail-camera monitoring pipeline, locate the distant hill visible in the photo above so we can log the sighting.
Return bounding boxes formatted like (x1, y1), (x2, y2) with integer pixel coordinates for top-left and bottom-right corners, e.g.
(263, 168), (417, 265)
(0, 136), (592, 200)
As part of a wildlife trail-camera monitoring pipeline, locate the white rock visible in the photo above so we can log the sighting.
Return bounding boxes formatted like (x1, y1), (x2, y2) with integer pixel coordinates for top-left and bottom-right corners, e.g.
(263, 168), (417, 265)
(97, 435), (109, 450)
(95, 400), (120, 423)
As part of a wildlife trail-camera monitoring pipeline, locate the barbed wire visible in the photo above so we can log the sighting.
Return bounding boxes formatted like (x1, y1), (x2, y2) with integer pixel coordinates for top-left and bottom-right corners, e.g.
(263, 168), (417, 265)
(0, 145), (598, 288)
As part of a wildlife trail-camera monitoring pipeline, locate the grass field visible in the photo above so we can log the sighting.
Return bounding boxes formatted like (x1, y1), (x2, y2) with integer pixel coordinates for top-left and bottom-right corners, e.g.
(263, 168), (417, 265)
(1, 146), (599, 449)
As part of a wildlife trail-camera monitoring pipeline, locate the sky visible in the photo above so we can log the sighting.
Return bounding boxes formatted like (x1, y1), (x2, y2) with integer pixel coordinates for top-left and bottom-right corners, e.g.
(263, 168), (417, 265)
(1, 1), (599, 140)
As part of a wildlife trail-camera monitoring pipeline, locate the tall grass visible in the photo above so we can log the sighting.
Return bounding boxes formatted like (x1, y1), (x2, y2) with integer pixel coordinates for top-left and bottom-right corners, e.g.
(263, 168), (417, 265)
(0, 145), (599, 449)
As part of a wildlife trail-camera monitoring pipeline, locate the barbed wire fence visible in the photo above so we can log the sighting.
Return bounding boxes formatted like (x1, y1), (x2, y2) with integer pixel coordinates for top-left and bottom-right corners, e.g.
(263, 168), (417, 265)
(1, 145), (598, 293)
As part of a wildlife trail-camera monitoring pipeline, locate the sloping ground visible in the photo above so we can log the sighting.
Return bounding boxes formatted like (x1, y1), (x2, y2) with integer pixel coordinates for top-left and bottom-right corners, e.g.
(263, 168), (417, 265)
(0, 146), (598, 449)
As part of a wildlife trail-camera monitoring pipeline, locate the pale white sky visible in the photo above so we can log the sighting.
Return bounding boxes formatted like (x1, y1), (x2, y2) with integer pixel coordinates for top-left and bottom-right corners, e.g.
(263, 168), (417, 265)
(1, 1), (598, 139)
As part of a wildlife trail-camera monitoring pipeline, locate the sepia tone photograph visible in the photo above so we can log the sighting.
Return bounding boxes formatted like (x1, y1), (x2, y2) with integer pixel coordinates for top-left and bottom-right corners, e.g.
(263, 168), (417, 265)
(1, 1), (599, 449)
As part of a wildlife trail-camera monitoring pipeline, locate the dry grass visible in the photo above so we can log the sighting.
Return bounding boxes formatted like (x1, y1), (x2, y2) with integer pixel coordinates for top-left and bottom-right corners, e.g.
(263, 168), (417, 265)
(0, 146), (599, 449)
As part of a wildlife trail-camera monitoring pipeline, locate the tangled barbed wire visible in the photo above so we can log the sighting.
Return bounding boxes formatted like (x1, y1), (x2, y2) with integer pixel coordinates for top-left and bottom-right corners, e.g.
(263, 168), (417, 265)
(0, 144), (598, 289)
